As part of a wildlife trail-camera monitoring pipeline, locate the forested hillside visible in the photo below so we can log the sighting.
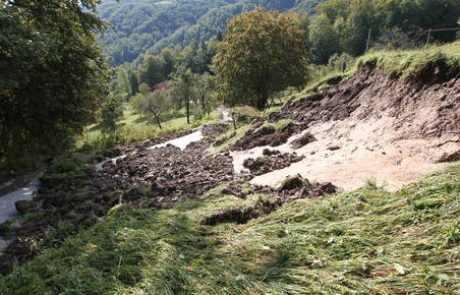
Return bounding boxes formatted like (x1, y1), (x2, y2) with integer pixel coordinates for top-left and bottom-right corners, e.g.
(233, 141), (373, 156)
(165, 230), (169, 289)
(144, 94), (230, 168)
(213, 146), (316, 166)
(98, 0), (324, 65)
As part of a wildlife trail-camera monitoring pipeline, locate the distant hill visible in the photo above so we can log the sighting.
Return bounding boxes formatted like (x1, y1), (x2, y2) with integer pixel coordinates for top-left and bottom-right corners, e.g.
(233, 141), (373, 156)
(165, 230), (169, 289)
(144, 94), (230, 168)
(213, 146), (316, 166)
(97, 0), (324, 65)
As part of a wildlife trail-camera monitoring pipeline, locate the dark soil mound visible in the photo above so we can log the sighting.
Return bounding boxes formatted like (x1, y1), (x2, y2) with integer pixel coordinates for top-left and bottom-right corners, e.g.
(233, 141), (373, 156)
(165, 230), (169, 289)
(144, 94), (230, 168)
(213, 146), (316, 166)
(232, 122), (297, 151)
(243, 149), (304, 176)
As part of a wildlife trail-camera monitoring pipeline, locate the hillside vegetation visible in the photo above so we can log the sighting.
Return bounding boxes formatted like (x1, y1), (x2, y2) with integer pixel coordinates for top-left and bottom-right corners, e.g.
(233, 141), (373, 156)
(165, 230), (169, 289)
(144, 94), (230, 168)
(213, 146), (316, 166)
(98, 0), (324, 64)
(2, 41), (460, 294)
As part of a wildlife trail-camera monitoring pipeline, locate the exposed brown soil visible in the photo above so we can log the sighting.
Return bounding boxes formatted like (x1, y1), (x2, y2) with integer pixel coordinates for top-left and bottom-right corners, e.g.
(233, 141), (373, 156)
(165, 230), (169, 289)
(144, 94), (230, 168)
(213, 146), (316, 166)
(231, 122), (298, 151)
(290, 132), (316, 149)
(270, 65), (460, 142)
(243, 149), (304, 176)
(234, 64), (460, 191)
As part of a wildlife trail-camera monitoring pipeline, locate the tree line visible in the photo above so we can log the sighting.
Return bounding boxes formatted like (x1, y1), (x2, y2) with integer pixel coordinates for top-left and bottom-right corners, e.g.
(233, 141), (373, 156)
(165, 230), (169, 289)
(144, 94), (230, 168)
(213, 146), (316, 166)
(1, 0), (459, 171)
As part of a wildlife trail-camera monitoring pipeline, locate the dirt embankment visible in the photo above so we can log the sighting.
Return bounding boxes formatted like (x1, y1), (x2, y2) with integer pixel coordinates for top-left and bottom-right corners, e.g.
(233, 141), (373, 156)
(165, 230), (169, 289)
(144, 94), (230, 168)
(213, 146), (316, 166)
(232, 63), (460, 191)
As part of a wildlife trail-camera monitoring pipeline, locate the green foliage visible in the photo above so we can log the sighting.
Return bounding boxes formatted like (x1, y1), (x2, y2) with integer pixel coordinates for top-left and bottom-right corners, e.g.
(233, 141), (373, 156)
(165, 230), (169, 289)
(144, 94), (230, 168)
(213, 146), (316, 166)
(309, 0), (460, 63)
(309, 14), (340, 64)
(0, 0), (109, 171)
(98, 0), (325, 65)
(170, 67), (198, 124)
(134, 90), (172, 129)
(117, 64), (138, 100)
(100, 93), (124, 133)
(216, 9), (309, 110)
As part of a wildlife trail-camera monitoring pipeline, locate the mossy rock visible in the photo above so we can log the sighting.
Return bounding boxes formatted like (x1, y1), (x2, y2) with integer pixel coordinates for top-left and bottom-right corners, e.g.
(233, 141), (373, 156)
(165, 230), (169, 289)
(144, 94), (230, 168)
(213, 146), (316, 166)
(15, 200), (37, 215)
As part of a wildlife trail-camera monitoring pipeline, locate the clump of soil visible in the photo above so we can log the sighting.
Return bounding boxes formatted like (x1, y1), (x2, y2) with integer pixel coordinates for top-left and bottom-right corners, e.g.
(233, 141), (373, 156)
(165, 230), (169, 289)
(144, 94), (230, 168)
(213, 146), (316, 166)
(202, 175), (337, 226)
(243, 149), (304, 176)
(221, 183), (247, 199)
(232, 122), (297, 151)
(291, 132), (316, 149)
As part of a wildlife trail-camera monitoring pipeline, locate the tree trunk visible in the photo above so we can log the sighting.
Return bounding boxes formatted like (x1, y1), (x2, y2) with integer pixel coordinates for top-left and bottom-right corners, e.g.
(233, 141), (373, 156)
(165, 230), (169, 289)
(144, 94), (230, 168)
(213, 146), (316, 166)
(256, 84), (269, 110)
(256, 94), (267, 110)
(186, 98), (190, 124)
(154, 113), (162, 129)
(200, 94), (205, 112)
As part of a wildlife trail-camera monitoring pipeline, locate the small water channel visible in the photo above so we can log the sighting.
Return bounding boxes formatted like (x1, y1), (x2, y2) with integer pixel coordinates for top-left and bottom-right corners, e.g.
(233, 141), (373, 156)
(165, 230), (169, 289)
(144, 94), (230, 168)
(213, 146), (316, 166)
(0, 180), (40, 251)
(95, 129), (203, 171)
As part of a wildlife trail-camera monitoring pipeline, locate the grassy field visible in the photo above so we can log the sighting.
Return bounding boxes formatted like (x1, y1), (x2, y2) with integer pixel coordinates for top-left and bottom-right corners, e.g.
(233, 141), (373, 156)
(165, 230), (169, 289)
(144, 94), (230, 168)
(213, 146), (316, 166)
(2, 163), (460, 294)
(77, 107), (220, 152)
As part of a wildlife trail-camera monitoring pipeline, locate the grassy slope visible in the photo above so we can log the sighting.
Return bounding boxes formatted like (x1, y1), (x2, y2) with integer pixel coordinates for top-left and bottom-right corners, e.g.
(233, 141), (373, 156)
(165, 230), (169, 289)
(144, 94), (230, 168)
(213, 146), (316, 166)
(2, 164), (460, 294)
(358, 41), (460, 79)
(78, 108), (220, 151)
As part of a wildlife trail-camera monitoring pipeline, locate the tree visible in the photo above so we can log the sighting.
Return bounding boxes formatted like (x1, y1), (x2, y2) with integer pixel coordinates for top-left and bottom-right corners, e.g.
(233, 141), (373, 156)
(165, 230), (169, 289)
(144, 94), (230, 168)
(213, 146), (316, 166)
(215, 9), (308, 110)
(135, 91), (172, 129)
(101, 93), (124, 132)
(170, 67), (197, 124)
(0, 0), (109, 170)
(117, 64), (138, 100)
(195, 73), (218, 116)
(309, 14), (340, 64)
(138, 55), (167, 86)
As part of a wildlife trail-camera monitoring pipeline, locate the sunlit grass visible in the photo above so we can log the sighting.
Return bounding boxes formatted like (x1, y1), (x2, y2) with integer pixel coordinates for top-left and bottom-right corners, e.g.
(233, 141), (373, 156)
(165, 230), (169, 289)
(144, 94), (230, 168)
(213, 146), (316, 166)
(358, 41), (460, 80)
(3, 164), (460, 294)
(77, 107), (220, 152)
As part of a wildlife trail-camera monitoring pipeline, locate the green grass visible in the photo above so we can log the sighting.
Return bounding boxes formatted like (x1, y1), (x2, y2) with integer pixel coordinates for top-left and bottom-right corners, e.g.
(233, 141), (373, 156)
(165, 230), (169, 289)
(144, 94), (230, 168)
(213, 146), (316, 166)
(3, 164), (460, 294)
(358, 41), (460, 80)
(208, 123), (253, 153)
(286, 41), (460, 106)
(78, 108), (220, 152)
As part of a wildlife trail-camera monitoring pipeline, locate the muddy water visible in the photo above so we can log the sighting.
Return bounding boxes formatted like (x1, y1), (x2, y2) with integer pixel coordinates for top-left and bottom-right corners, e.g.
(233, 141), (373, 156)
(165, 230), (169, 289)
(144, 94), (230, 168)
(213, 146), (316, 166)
(0, 180), (40, 251)
(147, 129), (203, 150)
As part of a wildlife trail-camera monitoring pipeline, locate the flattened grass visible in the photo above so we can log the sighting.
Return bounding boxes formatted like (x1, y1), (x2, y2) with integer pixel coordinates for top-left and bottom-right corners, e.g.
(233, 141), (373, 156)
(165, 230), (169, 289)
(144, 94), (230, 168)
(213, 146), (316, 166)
(2, 165), (460, 294)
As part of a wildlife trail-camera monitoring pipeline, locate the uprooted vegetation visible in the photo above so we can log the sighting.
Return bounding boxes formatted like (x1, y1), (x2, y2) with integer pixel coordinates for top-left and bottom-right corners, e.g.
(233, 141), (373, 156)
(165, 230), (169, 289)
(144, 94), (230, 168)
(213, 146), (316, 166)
(2, 165), (460, 293)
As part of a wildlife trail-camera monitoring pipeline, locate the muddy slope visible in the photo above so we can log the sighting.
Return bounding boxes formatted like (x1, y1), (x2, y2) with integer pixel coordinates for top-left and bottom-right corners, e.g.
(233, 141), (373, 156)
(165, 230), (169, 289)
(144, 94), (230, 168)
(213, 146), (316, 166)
(233, 63), (460, 191)
(270, 65), (460, 144)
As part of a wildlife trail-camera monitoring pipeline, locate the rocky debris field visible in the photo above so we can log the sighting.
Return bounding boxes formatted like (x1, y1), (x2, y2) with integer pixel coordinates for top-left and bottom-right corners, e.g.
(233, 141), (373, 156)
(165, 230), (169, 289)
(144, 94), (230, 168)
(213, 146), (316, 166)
(0, 124), (234, 274)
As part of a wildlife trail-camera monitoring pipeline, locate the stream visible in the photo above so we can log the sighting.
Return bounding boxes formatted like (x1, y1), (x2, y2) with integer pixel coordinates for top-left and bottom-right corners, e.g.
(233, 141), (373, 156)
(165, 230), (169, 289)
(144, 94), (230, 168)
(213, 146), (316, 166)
(0, 129), (203, 251)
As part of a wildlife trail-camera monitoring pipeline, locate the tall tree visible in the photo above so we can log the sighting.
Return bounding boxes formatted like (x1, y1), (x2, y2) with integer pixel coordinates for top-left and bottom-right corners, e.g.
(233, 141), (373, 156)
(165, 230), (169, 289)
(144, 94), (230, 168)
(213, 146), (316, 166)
(215, 9), (308, 110)
(135, 90), (172, 129)
(170, 67), (196, 124)
(0, 0), (109, 170)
